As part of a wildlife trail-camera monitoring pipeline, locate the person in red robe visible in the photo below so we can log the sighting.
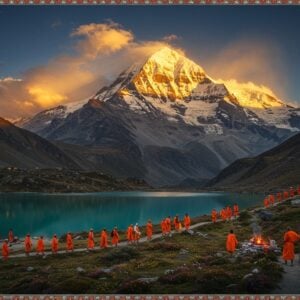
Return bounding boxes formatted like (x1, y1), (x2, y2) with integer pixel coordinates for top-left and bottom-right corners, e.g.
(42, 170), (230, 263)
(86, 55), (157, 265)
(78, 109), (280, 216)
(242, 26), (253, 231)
(146, 220), (153, 240)
(226, 230), (238, 254)
(226, 206), (232, 221)
(165, 216), (171, 234)
(283, 191), (289, 200)
(2, 240), (9, 260)
(184, 213), (191, 230)
(282, 227), (300, 266)
(211, 209), (218, 223)
(111, 227), (119, 247)
(87, 229), (95, 250)
(36, 236), (45, 255)
(161, 219), (167, 236)
(8, 229), (14, 244)
(233, 204), (239, 218)
(264, 197), (269, 208)
(276, 192), (282, 202)
(134, 223), (141, 243)
(24, 234), (32, 256)
(127, 225), (134, 244)
(66, 232), (74, 252)
(173, 215), (180, 231)
(269, 194), (275, 205)
(221, 208), (227, 221)
(51, 234), (59, 254)
(100, 229), (108, 249)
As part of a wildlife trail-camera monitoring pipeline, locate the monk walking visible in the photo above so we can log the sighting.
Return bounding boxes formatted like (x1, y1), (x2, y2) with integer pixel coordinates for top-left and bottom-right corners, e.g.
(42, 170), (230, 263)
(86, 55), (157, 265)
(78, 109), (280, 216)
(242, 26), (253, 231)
(174, 215), (180, 231)
(282, 227), (300, 266)
(226, 230), (238, 254)
(269, 194), (275, 205)
(100, 229), (108, 249)
(2, 240), (9, 260)
(134, 223), (141, 243)
(36, 236), (45, 256)
(165, 216), (171, 234)
(66, 232), (74, 252)
(127, 224), (134, 244)
(51, 234), (59, 254)
(211, 209), (217, 223)
(283, 191), (289, 200)
(161, 218), (167, 236)
(277, 192), (282, 202)
(111, 227), (119, 247)
(264, 197), (269, 208)
(184, 213), (191, 230)
(221, 208), (227, 221)
(8, 229), (14, 244)
(87, 229), (95, 250)
(146, 220), (153, 240)
(233, 204), (239, 218)
(24, 234), (32, 256)
(226, 206), (232, 221)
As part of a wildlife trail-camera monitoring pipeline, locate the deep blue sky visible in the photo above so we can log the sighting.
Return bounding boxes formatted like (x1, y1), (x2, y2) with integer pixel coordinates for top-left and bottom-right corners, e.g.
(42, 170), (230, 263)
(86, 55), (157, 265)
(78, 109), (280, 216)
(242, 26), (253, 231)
(0, 6), (299, 103)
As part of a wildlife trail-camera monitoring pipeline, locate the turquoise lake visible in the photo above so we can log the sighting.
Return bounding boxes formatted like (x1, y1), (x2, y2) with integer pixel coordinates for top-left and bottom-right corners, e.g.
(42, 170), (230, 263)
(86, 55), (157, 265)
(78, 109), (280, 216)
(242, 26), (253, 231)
(0, 191), (263, 238)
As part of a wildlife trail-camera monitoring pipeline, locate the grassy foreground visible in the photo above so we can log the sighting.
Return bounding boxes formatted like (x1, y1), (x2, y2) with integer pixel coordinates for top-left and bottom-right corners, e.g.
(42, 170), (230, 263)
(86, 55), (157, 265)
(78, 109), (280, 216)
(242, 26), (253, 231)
(0, 200), (299, 294)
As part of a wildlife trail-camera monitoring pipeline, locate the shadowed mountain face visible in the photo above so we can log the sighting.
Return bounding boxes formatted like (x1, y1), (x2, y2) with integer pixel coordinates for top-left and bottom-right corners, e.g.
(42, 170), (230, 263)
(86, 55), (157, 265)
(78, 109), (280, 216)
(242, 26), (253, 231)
(16, 47), (300, 187)
(0, 117), (79, 169)
(208, 133), (300, 191)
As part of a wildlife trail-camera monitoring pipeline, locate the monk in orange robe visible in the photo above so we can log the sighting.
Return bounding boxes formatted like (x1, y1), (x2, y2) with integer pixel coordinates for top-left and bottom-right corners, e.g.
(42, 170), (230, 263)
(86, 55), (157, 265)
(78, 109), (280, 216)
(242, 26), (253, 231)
(226, 230), (238, 254)
(283, 191), (289, 200)
(221, 208), (227, 221)
(100, 229), (108, 249)
(36, 236), (45, 255)
(66, 232), (74, 252)
(269, 194), (275, 205)
(174, 215), (180, 231)
(211, 209), (217, 223)
(276, 192), (282, 202)
(111, 227), (119, 247)
(8, 229), (14, 244)
(127, 225), (134, 244)
(233, 204), (239, 218)
(51, 234), (59, 254)
(226, 206), (232, 221)
(87, 229), (95, 250)
(2, 240), (9, 260)
(24, 234), (32, 256)
(134, 223), (141, 242)
(290, 187), (295, 198)
(146, 220), (153, 240)
(165, 216), (171, 234)
(161, 219), (167, 236)
(282, 227), (300, 265)
(184, 213), (191, 230)
(264, 197), (269, 208)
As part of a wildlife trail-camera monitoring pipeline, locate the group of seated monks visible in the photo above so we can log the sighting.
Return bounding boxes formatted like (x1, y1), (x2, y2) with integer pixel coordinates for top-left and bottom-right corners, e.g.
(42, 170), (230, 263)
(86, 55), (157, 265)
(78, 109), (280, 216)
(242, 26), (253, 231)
(263, 186), (300, 207)
(2, 186), (299, 260)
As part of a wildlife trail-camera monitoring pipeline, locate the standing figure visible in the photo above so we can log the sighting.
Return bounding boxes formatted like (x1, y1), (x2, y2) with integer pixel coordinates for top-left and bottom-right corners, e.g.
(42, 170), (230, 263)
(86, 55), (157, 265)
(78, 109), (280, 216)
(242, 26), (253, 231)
(134, 223), (141, 242)
(282, 227), (300, 266)
(221, 208), (227, 221)
(264, 197), (269, 208)
(184, 213), (191, 230)
(111, 227), (119, 247)
(2, 240), (9, 260)
(226, 230), (238, 254)
(283, 191), (289, 200)
(146, 220), (153, 240)
(211, 209), (218, 223)
(51, 234), (59, 254)
(161, 219), (167, 236)
(173, 215), (180, 231)
(36, 236), (45, 256)
(87, 229), (95, 250)
(127, 224), (134, 244)
(8, 229), (14, 244)
(66, 232), (74, 252)
(100, 229), (108, 249)
(24, 234), (32, 256)
(165, 216), (171, 235)
(276, 192), (282, 202)
(233, 204), (239, 218)
(226, 206), (232, 221)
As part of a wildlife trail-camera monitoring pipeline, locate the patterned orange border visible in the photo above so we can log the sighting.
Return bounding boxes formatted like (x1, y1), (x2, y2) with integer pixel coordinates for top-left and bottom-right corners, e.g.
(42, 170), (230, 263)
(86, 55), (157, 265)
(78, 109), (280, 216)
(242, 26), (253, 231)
(0, 0), (299, 4)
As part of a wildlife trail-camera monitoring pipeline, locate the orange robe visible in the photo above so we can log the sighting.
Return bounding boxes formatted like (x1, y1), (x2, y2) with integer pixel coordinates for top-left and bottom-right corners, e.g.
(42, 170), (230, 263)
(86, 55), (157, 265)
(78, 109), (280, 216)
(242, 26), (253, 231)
(221, 209), (227, 221)
(24, 236), (32, 253)
(36, 238), (45, 253)
(184, 216), (191, 230)
(127, 226), (134, 242)
(146, 222), (153, 239)
(112, 229), (119, 246)
(264, 198), (269, 208)
(161, 219), (167, 235)
(174, 217), (180, 230)
(211, 210), (217, 223)
(269, 195), (275, 205)
(226, 207), (232, 220)
(2, 242), (9, 259)
(8, 230), (14, 243)
(100, 230), (108, 248)
(165, 217), (171, 233)
(88, 231), (95, 249)
(282, 230), (300, 260)
(290, 188), (295, 198)
(66, 233), (73, 251)
(134, 226), (141, 241)
(276, 192), (282, 202)
(51, 237), (59, 253)
(226, 233), (238, 253)
(233, 205), (239, 217)
(283, 191), (289, 200)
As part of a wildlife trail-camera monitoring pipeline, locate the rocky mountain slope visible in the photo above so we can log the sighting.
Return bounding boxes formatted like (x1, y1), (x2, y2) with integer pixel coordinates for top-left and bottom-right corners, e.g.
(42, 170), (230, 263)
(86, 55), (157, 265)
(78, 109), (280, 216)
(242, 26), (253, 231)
(16, 47), (300, 187)
(208, 132), (300, 191)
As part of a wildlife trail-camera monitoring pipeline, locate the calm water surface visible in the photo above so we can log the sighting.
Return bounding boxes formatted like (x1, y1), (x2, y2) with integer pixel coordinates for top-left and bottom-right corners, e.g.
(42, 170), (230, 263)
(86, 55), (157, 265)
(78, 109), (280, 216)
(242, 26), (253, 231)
(0, 191), (263, 238)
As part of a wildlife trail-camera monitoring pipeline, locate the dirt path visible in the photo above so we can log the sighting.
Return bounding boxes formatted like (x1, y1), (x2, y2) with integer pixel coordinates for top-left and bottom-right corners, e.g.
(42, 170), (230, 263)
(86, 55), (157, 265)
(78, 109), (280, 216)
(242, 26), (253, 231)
(8, 221), (212, 259)
(273, 254), (300, 294)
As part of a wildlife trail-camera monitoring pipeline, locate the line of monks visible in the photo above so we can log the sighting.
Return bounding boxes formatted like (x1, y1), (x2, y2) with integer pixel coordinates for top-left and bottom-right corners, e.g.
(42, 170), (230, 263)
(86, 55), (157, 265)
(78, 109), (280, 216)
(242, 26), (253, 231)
(2, 186), (300, 261)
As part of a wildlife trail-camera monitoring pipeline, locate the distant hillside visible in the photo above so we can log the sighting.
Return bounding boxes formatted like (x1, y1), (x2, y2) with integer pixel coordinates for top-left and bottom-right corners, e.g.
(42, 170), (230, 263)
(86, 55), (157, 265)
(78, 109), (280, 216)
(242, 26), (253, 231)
(208, 132), (300, 192)
(0, 117), (79, 169)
